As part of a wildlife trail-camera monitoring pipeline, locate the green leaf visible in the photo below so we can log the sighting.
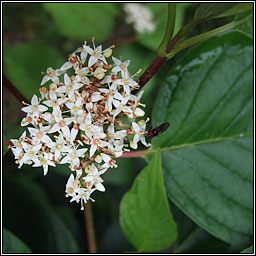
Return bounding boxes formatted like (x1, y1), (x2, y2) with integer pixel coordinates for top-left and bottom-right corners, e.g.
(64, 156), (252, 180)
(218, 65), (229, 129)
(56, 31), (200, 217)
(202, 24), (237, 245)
(42, 3), (118, 41)
(3, 174), (79, 253)
(3, 42), (64, 99)
(120, 149), (177, 252)
(3, 228), (32, 253)
(152, 31), (253, 246)
(216, 3), (253, 18)
(194, 3), (236, 21)
(241, 245), (253, 253)
(235, 12), (253, 39)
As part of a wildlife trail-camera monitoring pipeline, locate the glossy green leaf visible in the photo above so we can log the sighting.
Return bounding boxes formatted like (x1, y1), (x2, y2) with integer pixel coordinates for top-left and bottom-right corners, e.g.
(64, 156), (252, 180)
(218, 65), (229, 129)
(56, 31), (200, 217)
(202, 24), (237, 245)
(3, 228), (32, 253)
(194, 3), (236, 21)
(3, 174), (79, 253)
(3, 42), (63, 99)
(42, 3), (118, 41)
(152, 32), (253, 245)
(241, 245), (253, 253)
(120, 149), (177, 252)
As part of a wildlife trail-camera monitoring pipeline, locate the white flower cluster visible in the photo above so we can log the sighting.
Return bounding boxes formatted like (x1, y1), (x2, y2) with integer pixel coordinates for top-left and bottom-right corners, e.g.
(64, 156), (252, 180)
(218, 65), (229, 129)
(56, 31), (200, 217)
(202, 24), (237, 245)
(123, 3), (155, 33)
(10, 39), (151, 210)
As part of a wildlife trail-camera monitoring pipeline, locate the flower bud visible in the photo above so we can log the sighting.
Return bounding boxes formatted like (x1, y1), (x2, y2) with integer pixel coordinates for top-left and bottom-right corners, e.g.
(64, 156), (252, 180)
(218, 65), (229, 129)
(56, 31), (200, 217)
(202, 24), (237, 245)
(95, 155), (102, 163)
(134, 108), (145, 117)
(103, 48), (113, 58)
(93, 67), (106, 80)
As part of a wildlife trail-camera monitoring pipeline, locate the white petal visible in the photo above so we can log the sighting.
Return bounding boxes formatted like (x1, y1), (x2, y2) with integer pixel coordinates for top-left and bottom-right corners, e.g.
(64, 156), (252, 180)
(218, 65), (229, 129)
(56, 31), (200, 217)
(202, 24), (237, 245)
(42, 135), (52, 144)
(49, 124), (60, 133)
(91, 92), (103, 102)
(64, 73), (71, 85)
(60, 61), (72, 71)
(77, 148), (88, 157)
(61, 126), (71, 138)
(72, 157), (79, 166)
(114, 91), (123, 100)
(38, 105), (48, 112)
(88, 56), (98, 67)
(60, 155), (69, 164)
(21, 106), (32, 113)
(71, 128), (78, 141)
(43, 165), (49, 176)
(101, 153), (110, 163)
(31, 95), (39, 105)
(95, 182), (105, 192)
(28, 127), (37, 136)
(52, 76), (59, 84)
(133, 134), (140, 144)
(90, 144), (97, 158)
(41, 75), (50, 85)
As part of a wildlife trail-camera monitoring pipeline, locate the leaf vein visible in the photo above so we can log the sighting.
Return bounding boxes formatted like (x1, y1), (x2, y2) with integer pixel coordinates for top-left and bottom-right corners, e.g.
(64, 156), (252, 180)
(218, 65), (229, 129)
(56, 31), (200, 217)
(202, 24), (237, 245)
(166, 48), (226, 145)
(163, 162), (251, 237)
(184, 63), (252, 142)
(195, 147), (253, 191)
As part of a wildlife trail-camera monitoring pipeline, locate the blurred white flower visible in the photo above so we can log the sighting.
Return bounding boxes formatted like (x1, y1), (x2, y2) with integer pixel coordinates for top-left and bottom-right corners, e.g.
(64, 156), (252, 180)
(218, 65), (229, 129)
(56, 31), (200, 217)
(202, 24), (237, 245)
(123, 3), (155, 33)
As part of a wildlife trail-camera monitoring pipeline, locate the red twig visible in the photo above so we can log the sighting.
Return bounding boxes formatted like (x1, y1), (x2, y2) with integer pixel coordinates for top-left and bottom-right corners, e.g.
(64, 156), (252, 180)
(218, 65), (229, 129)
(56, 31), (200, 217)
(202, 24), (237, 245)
(84, 202), (97, 253)
(3, 75), (29, 104)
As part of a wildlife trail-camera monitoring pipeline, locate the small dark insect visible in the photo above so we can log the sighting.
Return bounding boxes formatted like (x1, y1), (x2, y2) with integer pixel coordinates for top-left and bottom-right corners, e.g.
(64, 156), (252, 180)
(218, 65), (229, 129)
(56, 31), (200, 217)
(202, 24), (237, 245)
(147, 122), (170, 139)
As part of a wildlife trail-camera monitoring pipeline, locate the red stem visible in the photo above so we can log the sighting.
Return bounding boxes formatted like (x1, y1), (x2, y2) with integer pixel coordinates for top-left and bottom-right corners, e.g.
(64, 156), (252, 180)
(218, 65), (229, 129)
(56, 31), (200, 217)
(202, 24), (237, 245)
(3, 75), (29, 104)
(84, 202), (97, 253)
(119, 150), (148, 159)
(132, 55), (166, 95)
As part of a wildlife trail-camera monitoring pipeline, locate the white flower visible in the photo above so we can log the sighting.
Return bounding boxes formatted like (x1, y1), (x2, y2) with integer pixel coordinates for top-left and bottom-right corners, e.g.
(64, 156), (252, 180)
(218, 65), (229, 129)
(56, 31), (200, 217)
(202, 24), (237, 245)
(43, 91), (67, 111)
(18, 143), (42, 168)
(41, 67), (64, 85)
(48, 133), (70, 160)
(88, 137), (109, 158)
(33, 152), (55, 176)
(132, 121), (150, 149)
(112, 57), (130, 76)
(83, 164), (106, 192)
(56, 73), (83, 100)
(10, 131), (26, 159)
(60, 53), (79, 71)
(60, 146), (88, 167)
(112, 95), (132, 118)
(48, 112), (73, 139)
(123, 3), (155, 33)
(100, 153), (117, 170)
(65, 98), (84, 117)
(21, 95), (48, 117)
(83, 43), (107, 67)
(28, 126), (52, 145)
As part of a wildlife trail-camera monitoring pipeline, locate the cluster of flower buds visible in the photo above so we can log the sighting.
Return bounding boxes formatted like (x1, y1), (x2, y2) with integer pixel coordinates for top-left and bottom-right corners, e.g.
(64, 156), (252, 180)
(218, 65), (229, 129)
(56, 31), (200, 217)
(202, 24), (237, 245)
(10, 38), (151, 210)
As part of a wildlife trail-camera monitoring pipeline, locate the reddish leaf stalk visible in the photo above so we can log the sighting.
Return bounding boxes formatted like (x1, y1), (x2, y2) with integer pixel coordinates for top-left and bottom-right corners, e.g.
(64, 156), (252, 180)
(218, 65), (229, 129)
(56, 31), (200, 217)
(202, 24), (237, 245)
(133, 55), (166, 95)
(119, 150), (148, 159)
(84, 202), (97, 253)
(3, 75), (29, 104)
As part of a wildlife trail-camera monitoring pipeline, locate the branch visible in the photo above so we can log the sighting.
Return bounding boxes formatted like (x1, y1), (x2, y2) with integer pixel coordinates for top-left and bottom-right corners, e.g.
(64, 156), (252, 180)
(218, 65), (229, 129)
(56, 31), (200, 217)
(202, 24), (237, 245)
(3, 75), (29, 104)
(84, 201), (97, 253)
